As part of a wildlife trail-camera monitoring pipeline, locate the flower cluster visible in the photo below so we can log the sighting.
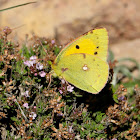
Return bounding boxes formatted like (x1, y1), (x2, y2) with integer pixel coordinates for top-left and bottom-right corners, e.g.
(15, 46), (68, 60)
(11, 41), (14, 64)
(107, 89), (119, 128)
(24, 56), (46, 77)
(58, 79), (74, 95)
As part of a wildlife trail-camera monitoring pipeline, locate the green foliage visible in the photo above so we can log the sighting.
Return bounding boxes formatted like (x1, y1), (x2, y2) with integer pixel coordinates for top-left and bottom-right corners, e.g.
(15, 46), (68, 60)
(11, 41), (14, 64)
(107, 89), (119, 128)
(112, 57), (140, 86)
(78, 111), (107, 139)
(54, 46), (61, 55)
(113, 93), (119, 103)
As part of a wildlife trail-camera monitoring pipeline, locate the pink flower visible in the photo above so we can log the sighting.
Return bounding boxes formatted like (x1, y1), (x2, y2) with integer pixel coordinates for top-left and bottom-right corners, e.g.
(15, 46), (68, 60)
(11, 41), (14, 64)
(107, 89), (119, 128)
(24, 61), (31, 67)
(24, 60), (35, 67)
(29, 112), (37, 120)
(21, 90), (30, 97)
(51, 39), (55, 44)
(34, 73), (38, 76)
(67, 85), (74, 92)
(24, 56), (37, 67)
(23, 103), (29, 109)
(13, 99), (17, 102)
(24, 56), (37, 66)
(30, 56), (37, 61)
(68, 125), (73, 133)
(29, 61), (35, 66)
(39, 71), (46, 77)
(59, 90), (63, 94)
(24, 90), (30, 97)
(24, 91), (30, 97)
(36, 62), (43, 70)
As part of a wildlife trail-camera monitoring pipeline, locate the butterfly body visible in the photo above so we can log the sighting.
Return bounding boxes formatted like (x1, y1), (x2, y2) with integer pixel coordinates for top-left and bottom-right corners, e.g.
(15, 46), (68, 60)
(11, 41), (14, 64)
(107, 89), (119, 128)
(52, 28), (109, 94)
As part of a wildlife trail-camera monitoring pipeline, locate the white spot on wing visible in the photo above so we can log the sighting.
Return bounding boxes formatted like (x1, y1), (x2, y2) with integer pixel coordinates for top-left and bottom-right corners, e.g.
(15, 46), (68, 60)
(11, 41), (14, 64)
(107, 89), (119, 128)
(83, 64), (88, 71)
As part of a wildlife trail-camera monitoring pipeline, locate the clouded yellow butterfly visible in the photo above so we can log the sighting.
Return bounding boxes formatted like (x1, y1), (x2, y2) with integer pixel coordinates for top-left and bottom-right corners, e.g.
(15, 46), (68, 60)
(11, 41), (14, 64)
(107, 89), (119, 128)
(52, 28), (109, 94)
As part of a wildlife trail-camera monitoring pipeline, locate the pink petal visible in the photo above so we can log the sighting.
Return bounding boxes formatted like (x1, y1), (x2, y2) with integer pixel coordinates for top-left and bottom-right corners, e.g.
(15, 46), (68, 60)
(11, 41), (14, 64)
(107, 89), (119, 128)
(23, 103), (29, 109)
(67, 85), (74, 92)
(39, 71), (46, 77)
(51, 39), (55, 44)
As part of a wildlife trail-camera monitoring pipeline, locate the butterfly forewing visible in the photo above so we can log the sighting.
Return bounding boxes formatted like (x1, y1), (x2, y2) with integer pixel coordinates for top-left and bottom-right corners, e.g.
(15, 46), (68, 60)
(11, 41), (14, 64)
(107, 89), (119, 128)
(54, 28), (108, 63)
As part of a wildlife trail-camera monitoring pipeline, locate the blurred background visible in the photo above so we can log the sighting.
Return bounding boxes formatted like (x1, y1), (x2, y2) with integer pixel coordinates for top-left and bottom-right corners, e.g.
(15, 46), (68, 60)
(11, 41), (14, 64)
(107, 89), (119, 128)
(0, 0), (140, 62)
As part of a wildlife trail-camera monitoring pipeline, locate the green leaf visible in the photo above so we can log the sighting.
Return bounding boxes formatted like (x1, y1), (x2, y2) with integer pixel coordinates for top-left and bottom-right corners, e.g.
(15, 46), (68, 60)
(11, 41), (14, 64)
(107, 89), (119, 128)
(113, 93), (119, 103)
(54, 46), (60, 55)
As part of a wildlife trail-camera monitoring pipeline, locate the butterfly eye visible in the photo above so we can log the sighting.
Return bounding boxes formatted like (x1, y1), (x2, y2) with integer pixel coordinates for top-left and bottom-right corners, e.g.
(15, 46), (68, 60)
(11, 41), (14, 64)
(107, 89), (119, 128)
(96, 46), (99, 48)
(76, 45), (80, 49)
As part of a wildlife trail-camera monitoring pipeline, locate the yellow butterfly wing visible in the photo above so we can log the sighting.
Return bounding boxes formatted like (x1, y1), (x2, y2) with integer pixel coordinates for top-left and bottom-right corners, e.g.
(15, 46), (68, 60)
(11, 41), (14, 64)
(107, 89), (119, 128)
(52, 28), (109, 94)
(52, 53), (109, 94)
(54, 28), (108, 65)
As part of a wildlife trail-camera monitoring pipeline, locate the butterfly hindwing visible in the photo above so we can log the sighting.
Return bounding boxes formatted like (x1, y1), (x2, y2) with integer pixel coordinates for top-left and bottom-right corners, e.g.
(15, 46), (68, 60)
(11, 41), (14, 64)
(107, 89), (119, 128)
(52, 53), (109, 94)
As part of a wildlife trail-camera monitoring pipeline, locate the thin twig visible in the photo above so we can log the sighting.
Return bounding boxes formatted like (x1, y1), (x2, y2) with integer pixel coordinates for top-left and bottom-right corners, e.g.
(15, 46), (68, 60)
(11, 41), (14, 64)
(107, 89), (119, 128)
(14, 99), (28, 121)
(4, 93), (28, 121)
